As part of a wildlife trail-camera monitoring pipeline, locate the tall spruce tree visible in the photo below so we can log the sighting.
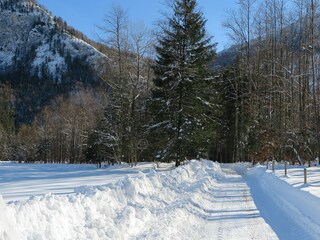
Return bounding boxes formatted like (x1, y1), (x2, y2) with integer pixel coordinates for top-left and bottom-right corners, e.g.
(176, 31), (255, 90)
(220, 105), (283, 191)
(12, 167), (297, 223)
(149, 0), (217, 166)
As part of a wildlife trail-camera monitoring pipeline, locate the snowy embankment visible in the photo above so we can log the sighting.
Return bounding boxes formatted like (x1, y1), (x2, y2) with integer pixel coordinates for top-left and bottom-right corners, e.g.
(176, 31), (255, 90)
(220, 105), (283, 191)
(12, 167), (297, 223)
(246, 165), (320, 240)
(0, 161), (224, 240)
(268, 163), (320, 198)
(0, 162), (170, 203)
(1, 161), (320, 239)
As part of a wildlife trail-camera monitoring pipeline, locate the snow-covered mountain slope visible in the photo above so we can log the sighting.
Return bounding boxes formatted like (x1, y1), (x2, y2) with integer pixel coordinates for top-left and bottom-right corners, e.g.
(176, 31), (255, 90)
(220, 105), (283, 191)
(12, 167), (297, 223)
(0, 0), (107, 82)
(0, 0), (109, 124)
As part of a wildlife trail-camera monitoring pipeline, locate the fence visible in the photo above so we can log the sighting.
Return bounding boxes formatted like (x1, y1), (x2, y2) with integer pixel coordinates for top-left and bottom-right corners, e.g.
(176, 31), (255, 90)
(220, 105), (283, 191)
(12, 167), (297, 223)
(266, 160), (309, 184)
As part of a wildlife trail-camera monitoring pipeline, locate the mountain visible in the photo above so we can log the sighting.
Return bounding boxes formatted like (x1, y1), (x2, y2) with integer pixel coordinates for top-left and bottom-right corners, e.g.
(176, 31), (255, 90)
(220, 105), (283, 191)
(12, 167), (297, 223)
(0, 0), (108, 124)
(211, 46), (238, 70)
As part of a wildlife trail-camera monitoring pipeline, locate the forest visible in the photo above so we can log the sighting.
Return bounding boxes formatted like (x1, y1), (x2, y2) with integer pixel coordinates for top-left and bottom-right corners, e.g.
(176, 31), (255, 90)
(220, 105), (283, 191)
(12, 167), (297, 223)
(1, 0), (320, 167)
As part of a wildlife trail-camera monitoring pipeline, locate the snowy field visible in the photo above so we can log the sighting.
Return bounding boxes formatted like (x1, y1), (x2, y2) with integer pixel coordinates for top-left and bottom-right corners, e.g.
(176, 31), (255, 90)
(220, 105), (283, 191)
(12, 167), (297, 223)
(0, 162), (172, 203)
(0, 160), (320, 239)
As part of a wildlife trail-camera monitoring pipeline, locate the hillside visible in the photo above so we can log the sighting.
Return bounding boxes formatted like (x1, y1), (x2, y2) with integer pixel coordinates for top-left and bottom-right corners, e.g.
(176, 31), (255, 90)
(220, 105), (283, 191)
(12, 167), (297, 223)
(0, 0), (108, 123)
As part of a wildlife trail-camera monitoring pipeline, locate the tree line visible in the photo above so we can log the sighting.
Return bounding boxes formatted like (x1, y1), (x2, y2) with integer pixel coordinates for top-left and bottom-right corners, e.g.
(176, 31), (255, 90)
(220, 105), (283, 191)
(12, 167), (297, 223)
(220, 0), (320, 165)
(1, 0), (320, 166)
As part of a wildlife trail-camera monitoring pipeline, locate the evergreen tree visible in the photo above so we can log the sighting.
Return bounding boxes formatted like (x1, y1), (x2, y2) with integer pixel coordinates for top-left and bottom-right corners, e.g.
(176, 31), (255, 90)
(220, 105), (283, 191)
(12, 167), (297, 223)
(0, 85), (15, 132)
(148, 0), (217, 166)
(0, 84), (15, 161)
(215, 64), (255, 163)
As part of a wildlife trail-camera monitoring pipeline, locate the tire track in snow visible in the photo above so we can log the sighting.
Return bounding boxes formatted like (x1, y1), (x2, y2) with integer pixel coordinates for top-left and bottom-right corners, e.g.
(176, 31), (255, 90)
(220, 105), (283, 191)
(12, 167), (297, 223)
(205, 167), (278, 240)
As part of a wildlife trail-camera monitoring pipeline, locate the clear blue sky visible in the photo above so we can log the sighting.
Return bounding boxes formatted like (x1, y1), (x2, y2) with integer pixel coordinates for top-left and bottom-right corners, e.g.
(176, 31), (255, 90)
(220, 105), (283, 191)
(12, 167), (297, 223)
(37, 0), (236, 52)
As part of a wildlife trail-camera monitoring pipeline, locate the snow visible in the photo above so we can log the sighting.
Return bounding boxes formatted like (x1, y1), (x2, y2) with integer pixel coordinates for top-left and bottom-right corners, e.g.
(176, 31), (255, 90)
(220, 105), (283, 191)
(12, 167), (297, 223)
(1, 160), (320, 239)
(266, 163), (320, 198)
(202, 166), (277, 240)
(0, 162), (167, 203)
(246, 164), (320, 239)
(0, 51), (14, 69)
(0, 0), (108, 80)
(33, 43), (66, 79)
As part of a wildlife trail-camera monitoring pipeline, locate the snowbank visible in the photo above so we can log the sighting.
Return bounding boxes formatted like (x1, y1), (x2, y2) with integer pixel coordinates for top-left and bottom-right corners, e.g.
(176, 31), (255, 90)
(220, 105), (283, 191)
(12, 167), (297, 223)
(1, 160), (224, 240)
(0, 197), (22, 240)
(221, 162), (252, 175)
(247, 166), (320, 239)
(0, 162), (140, 202)
(267, 163), (320, 198)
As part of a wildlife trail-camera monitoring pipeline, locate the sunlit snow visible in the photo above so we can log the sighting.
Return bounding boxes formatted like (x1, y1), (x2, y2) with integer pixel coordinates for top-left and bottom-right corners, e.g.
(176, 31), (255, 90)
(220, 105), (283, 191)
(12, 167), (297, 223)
(0, 161), (320, 239)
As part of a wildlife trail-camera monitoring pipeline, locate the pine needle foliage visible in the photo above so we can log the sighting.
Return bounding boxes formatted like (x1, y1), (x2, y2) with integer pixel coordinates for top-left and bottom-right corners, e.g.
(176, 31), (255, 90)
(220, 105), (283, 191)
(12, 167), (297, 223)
(148, 0), (217, 166)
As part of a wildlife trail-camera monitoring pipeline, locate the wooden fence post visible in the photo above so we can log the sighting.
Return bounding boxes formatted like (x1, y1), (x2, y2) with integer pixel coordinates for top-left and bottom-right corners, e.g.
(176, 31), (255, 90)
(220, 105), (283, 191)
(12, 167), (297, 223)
(272, 160), (275, 172)
(304, 167), (307, 184)
(285, 161), (287, 176)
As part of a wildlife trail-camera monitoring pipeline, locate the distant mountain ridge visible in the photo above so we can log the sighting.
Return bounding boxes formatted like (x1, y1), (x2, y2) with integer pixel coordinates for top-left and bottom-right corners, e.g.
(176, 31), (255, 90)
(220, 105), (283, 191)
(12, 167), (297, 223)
(0, 0), (108, 124)
(211, 46), (238, 70)
(0, 0), (107, 81)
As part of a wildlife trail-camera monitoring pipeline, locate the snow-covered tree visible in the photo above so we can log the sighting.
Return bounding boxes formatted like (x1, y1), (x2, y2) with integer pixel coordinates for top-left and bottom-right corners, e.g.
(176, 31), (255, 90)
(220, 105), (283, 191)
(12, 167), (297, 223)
(95, 5), (154, 165)
(148, 0), (217, 166)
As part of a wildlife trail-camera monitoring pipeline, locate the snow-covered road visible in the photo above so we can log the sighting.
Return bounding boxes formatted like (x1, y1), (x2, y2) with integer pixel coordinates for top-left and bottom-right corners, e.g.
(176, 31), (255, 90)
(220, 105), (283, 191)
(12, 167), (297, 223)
(204, 167), (278, 240)
(1, 161), (320, 239)
(246, 166), (320, 240)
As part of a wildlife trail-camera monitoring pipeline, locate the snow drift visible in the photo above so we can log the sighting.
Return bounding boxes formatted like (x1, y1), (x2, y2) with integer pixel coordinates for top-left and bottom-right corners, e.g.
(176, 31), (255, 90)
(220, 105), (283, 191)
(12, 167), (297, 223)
(0, 197), (22, 240)
(0, 160), (224, 240)
(246, 165), (320, 239)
